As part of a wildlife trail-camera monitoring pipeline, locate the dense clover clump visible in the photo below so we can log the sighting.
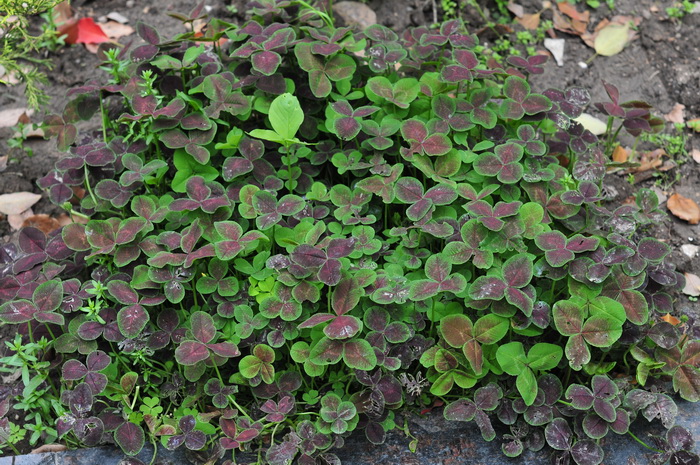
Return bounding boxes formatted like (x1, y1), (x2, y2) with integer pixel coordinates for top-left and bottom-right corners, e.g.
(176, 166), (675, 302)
(0, 1), (697, 464)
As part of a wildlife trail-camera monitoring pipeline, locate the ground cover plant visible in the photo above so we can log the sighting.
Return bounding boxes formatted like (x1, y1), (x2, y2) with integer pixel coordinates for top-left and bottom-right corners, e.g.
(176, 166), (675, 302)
(0, 0), (698, 464)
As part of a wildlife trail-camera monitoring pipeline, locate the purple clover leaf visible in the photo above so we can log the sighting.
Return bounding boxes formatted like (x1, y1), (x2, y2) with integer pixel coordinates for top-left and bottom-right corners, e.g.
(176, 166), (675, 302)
(408, 254), (467, 301)
(166, 415), (206, 451)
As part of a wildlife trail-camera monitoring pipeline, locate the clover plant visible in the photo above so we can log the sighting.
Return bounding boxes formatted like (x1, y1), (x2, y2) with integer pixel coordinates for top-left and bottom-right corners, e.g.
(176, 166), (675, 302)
(0, 1), (697, 464)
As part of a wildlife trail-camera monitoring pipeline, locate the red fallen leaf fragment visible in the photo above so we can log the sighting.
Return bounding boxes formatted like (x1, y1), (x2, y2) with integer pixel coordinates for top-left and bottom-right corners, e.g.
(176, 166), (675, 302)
(60, 17), (110, 45)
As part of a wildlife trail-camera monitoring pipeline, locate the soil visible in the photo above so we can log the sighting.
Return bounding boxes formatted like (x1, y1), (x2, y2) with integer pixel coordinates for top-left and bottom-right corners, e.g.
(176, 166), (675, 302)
(1, 0), (699, 457)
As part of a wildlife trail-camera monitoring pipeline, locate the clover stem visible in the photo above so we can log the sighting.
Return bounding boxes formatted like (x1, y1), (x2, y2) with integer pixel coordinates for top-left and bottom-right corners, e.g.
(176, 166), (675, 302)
(43, 323), (56, 341)
(556, 399), (573, 407)
(213, 363), (254, 422)
(84, 165), (98, 206)
(149, 435), (158, 465)
(627, 430), (663, 453)
(99, 90), (108, 143)
(27, 321), (34, 344)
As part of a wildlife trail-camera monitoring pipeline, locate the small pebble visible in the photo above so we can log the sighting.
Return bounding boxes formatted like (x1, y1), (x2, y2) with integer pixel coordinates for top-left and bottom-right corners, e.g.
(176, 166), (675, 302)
(681, 244), (699, 258)
(126, 0), (135, 7)
(578, 61), (588, 69)
(97, 15), (107, 23)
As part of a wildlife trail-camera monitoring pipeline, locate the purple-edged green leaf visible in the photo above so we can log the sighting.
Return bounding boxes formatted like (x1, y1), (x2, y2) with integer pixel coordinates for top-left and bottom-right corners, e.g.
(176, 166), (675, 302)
(582, 413), (608, 439)
(343, 339), (377, 370)
(33, 279), (62, 312)
(469, 276), (507, 300)
(190, 311), (216, 344)
(309, 337), (343, 365)
(0, 300), (37, 324)
(332, 278), (361, 315)
(115, 422), (144, 456)
(545, 418), (572, 450)
(324, 315), (362, 339)
(400, 119), (452, 156)
(174, 341), (208, 366)
(440, 314), (473, 348)
(444, 399), (476, 421)
(408, 280), (440, 300)
(565, 384), (594, 409)
(570, 440), (603, 465)
(117, 304), (149, 338)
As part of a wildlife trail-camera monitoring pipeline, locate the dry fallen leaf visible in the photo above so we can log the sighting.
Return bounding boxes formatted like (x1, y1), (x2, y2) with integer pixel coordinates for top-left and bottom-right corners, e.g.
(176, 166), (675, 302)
(31, 444), (68, 454)
(594, 22), (630, 56)
(660, 313), (681, 326)
(627, 148), (665, 173)
(668, 193), (700, 224)
(664, 103), (685, 124)
(612, 145), (629, 163)
(22, 214), (61, 234)
(507, 2), (525, 18)
(582, 15), (641, 49)
(0, 192), (42, 215)
(99, 21), (134, 39)
(8, 209), (34, 231)
(0, 156), (7, 173)
(557, 1), (590, 22)
(52, 0), (74, 26)
(0, 108), (33, 128)
(682, 273), (700, 297)
(518, 12), (541, 30)
(692, 149), (700, 163)
(553, 1), (589, 35)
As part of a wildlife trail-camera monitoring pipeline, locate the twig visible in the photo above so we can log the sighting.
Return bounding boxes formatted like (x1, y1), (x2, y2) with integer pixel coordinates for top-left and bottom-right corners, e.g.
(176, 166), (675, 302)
(431, 0), (438, 24)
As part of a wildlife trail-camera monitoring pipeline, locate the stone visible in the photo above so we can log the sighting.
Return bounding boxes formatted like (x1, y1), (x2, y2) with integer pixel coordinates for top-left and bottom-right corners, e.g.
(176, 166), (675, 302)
(681, 244), (699, 258)
(332, 1), (377, 31)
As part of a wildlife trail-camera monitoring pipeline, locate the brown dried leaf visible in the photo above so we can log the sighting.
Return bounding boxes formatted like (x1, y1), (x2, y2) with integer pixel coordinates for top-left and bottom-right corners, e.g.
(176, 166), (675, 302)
(0, 192), (42, 215)
(99, 21), (134, 39)
(691, 149), (700, 163)
(31, 444), (68, 454)
(682, 273), (700, 297)
(664, 103), (685, 124)
(518, 12), (541, 30)
(22, 214), (61, 234)
(52, 0), (74, 26)
(507, 2), (525, 18)
(0, 108), (32, 128)
(612, 145), (629, 163)
(8, 209), (34, 231)
(552, 9), (584, 36)
(557, 1), (590, 22)
(661, 313), (681, 326)
(668, 193), (700, 224)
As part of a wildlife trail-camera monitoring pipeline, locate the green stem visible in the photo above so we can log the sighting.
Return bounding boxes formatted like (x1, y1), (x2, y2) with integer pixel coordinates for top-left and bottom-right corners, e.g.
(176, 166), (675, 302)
(212, 363), (254, 421)
(627, 430), (663, 453)
(99, 90), (108, 143)
(84, 165), (98, 206)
